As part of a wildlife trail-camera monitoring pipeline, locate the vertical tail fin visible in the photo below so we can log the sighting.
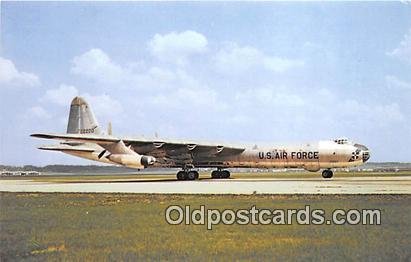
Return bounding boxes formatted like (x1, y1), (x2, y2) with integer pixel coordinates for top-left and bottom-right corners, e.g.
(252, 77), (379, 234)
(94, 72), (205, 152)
(67, 96), (101, 134)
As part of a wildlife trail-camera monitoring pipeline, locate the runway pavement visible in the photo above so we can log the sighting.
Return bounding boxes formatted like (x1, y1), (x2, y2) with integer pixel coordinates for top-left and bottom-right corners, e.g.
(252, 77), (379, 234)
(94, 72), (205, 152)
(1, 176), (410, 194)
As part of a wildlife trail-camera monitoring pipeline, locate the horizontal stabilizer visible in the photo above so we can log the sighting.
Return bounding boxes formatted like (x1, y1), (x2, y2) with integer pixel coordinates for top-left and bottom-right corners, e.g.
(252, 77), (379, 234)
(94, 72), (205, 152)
(38, 144), (95, 153)
(31, 133), (120, 144)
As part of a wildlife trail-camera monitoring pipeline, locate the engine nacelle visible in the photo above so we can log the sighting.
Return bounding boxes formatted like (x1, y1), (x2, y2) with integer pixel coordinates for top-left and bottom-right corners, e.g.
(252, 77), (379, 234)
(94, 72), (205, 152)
(108, 154), (156, 169)
(141, 155), (156, 166)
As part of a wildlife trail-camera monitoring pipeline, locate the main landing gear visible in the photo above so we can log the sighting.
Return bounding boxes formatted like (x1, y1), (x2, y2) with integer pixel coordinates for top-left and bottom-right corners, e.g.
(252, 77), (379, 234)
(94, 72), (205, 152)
(211, 169), (230, 179)
(176, 168), (231, 180)
(322, 169), (333, 179)
(176, 170), (199, 181)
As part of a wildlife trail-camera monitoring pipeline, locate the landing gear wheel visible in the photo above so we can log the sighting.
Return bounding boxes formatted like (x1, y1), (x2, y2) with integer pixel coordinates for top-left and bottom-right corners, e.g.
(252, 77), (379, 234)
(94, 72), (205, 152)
(177, 170), (199, 180)
(211, 170), (230, 179)
(187, 171), (198, 180)
(221, 170), (230, 179)
(322, 170), (333, 179)
(211, 170), (219, 179)
(177, 171), (187, 180)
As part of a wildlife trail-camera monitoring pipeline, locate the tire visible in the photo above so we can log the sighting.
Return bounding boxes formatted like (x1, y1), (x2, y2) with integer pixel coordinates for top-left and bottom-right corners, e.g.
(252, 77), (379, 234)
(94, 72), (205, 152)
(322, 170), (333, 179)
(222, 170), (230, 179)
(211, 170), (219, 179)
(187, 171), (197, 180)
(177, 171), (186, 180)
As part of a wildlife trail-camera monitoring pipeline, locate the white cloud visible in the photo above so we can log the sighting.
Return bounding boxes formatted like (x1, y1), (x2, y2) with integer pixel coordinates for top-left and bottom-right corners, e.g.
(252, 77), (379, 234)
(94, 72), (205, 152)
(152, 87), (218, 109)
(147, 67), (176, 83)
(42, 84), (79, 106)
(326, 99), (405, 125)
(373, 103), (405, 122)
(150, 69), (220, 109)
(40, 84), (122, 122)
(0, 57), (40, 87)
(263, 57), (305, 73)
(81, 93), (123, 119)
(235, 87), (305, 106)
(62, 42), (404, 143)
(71, 48), (125, 82)
(177, 86), (217, 106)
(148, 30), (208, 65)
(316, 88), (335, 100)
(385, 75), (411, 90)
(231, 86), (405, 132)
(27, 106), (51, 119)
(214, 45), (261, 74)
(68, 48), (221, 114)
(214, 43), (304, 74)
(70, 49), (176, 89)
(387, 28), (411, 63)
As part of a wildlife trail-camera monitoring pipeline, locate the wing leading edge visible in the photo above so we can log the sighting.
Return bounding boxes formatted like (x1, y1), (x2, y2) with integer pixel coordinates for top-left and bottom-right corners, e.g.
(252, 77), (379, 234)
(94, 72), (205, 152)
(31, 133), (246, 159)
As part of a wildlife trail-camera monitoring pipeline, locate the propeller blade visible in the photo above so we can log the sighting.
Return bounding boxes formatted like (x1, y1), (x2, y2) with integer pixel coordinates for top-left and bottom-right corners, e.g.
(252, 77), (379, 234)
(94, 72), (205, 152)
(98, 150), (107, 159)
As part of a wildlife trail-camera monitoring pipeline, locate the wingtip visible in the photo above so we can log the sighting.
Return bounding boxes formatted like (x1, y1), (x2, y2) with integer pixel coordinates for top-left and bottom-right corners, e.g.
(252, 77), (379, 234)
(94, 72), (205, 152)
(31, 133), (51, 138)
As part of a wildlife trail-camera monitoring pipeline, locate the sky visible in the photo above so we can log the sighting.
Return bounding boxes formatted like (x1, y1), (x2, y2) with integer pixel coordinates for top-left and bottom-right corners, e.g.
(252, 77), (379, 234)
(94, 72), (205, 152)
(0, 1), (410, 165)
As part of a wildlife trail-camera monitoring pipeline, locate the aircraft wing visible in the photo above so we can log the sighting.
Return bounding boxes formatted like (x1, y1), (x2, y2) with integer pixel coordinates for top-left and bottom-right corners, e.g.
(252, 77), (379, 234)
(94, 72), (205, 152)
(31, 133), (120, 144)
(31, 133), (246, 160)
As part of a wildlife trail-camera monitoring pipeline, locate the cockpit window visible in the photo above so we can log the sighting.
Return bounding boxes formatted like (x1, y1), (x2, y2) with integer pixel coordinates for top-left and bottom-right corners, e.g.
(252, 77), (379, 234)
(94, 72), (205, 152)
(334, 138), (349, 144)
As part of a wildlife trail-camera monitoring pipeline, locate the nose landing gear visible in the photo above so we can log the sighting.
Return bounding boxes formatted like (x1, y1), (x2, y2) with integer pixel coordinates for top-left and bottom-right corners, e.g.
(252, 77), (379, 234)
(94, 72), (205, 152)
(322, 169), (333, 179)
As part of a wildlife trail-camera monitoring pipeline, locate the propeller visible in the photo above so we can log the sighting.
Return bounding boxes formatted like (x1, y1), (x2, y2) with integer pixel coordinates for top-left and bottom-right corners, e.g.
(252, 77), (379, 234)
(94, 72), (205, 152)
(98, 150), (107, 159)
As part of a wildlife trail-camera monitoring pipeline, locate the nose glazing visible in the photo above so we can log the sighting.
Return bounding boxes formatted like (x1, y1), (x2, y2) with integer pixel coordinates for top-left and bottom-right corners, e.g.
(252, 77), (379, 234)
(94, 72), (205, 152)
(354, 144), (370, 162)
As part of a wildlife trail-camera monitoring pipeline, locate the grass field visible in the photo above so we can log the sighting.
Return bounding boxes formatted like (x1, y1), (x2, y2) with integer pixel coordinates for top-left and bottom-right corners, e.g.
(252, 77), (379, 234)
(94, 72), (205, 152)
(0, 193), (410, 261)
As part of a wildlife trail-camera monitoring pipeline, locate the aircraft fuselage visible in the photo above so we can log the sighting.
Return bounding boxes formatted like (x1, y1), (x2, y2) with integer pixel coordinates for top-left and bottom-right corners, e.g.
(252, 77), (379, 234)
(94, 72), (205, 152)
(64, 139), (369, 172)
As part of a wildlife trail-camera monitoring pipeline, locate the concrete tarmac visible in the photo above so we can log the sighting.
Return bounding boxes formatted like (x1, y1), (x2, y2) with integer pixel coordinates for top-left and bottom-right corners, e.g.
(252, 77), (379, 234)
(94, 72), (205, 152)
(1, 176), (410, 194)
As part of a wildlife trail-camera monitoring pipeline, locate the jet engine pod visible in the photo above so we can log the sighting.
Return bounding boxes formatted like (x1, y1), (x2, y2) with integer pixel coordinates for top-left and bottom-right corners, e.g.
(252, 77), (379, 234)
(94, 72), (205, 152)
(141, 155), (156, 167)
(107, 153), (156, 169)
(108, 153), (144, 169)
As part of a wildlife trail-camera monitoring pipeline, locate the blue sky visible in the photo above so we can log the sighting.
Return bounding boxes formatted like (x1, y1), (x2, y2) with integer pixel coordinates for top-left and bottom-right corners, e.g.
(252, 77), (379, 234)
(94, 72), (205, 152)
(1, 2), (410, 165)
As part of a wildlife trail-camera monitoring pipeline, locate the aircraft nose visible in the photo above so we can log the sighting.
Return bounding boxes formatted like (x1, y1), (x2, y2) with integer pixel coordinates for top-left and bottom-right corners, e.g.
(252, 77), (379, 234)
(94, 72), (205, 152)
(355, 144), (370, 162)
(362, 149), (370, 163)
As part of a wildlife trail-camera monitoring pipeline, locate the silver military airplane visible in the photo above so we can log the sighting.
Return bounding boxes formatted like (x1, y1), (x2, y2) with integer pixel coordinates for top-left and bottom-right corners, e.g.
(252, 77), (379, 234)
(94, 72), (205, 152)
(31, 97), (370, 180)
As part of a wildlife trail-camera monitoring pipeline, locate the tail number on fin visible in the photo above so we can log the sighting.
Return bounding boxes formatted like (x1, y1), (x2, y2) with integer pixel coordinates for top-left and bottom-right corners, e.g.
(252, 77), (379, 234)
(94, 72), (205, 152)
(79, 125), (98, 134)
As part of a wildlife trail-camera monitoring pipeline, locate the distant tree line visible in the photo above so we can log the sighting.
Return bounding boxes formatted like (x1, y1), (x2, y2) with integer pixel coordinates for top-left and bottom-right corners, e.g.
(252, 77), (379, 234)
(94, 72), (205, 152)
(0, 165), (136, 173)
